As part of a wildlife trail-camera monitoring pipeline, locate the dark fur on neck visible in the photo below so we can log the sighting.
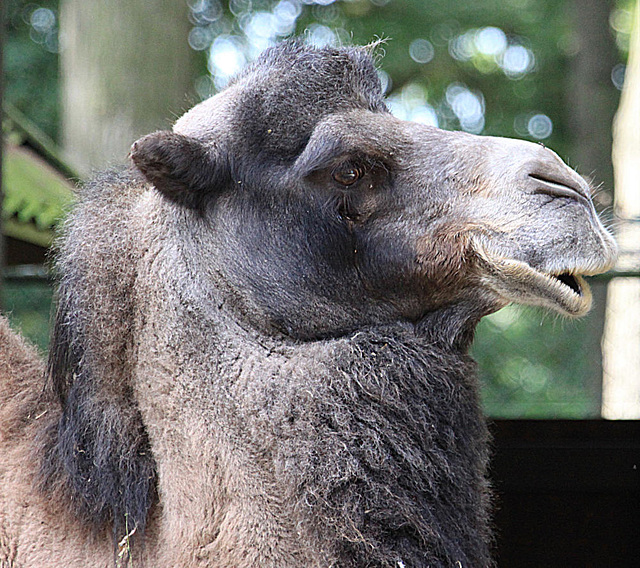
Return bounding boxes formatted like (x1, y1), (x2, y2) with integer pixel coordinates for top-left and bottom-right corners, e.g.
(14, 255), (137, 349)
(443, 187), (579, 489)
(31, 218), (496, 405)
(237, 321), (493, 567)
(38, 168), (157, 553)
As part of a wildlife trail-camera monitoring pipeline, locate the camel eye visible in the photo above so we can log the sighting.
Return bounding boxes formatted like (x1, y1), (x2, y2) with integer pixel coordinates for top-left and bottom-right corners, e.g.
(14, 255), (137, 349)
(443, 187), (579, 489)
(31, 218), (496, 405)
(332, 164), (364, 187)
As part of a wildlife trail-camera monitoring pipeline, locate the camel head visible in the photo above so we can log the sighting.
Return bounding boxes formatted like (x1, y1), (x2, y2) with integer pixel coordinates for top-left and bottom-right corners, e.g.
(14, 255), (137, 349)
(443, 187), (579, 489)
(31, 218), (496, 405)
(131, 41), (615, 340)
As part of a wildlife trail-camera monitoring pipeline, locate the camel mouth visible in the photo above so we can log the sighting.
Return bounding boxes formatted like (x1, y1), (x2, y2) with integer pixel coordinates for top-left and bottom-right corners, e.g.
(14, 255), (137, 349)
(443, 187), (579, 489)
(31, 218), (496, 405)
(534, 270), (590, 315)
(473, 241), (598, 316)
(502, 260), (592, 316)
(549, 272), (583, 296)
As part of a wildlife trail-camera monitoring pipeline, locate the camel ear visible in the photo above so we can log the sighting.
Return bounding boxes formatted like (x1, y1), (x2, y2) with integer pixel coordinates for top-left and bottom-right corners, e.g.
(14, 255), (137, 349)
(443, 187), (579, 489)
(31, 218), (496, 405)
(130, 131), (229, 206)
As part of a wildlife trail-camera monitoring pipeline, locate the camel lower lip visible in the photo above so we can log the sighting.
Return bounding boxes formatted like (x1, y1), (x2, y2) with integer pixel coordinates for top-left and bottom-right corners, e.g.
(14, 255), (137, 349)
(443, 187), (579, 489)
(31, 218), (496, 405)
(514, 265), (592, 315)
(474, 241), (594, 316)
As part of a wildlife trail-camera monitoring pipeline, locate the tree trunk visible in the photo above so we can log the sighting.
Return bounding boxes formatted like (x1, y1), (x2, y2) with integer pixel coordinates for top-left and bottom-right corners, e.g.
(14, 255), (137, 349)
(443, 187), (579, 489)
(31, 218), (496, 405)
(603, 0), (640, 418)
(60, 0), (197, 174)
(566, 0), (619, 415)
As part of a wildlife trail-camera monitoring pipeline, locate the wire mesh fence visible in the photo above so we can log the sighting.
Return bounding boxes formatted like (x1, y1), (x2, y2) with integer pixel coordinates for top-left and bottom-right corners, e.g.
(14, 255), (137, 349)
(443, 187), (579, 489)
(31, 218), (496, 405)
(0, 270), (630, 418)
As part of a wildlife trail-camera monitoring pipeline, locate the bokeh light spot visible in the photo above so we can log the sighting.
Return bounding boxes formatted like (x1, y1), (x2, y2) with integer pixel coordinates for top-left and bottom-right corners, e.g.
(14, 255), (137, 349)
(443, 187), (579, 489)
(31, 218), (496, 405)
(448, 31), (475, 61)
(189, 27), (212, 51)
(30, 8), (56, 33)
(500, 45), (535, 77)
(306, 24), (337, 47)
(611, 63), (626, 91)
(610, 8), (633, 34)
(446, 83), (485, 133)
(409, 39), (435, 64)
(208, 36), (247, 89)
(412, 106), (439, 127)
(229, 0), (253, 16)
(475, 26), (507, 56)
(377, 69), (392, 95)
(195, 75), (216, 100)
(527, 113), (553, 139)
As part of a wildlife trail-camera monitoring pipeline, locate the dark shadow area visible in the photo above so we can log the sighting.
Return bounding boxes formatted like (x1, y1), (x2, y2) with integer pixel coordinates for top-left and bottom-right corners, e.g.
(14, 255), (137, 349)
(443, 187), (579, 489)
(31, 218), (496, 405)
(491, 420), (640, 567)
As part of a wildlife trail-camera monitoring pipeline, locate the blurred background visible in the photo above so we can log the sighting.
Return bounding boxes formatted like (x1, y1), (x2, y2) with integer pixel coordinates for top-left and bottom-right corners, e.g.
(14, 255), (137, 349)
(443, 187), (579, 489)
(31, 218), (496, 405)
(1, 0), (638, 419)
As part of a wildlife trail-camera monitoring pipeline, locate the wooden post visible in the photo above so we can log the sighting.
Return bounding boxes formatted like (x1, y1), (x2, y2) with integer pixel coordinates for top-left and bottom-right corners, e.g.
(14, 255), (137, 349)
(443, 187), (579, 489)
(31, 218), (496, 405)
(603, 1), (640, 419)
(60, 0), (197, 174)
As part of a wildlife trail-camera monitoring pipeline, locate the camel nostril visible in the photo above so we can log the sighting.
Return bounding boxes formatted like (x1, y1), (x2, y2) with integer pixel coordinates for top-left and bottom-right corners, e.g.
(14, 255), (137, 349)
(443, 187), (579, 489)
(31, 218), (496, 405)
(528, 173), (589, 203)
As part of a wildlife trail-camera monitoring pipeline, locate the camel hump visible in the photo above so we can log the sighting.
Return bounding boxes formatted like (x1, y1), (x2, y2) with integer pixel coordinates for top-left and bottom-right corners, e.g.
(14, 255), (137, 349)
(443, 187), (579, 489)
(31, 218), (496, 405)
(0, 317), (46, 436)
(0, 316), (42, 374)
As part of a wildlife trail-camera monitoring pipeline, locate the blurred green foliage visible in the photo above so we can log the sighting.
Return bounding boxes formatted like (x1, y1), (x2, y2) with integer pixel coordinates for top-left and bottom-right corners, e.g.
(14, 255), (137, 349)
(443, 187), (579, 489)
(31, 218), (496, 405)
(3, 0), (632, 417)
(187, 0), (629, 160)
(2, 142), (75, 246)
(2, 278), (53, 354)
(4, 0), (60, 140)
(474, 300), (603, 418)
(315, 0), (573, 152)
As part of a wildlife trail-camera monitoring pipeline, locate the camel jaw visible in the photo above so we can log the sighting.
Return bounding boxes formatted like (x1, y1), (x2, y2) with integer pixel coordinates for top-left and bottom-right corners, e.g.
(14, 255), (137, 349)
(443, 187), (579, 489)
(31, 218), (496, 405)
(481, 256), (592, 316)
(471, 238), (617, 316)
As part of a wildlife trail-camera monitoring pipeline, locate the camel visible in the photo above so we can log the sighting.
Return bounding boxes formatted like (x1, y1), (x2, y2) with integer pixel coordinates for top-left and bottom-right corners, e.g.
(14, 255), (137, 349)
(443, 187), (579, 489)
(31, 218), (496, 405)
(1, 41), (616, 567)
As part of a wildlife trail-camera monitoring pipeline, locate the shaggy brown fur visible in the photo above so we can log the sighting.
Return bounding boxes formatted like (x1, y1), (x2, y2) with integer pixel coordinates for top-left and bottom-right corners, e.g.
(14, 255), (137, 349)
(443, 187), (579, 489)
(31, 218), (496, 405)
(1, 41), (615, 568)
(0, 318), (115, 567)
